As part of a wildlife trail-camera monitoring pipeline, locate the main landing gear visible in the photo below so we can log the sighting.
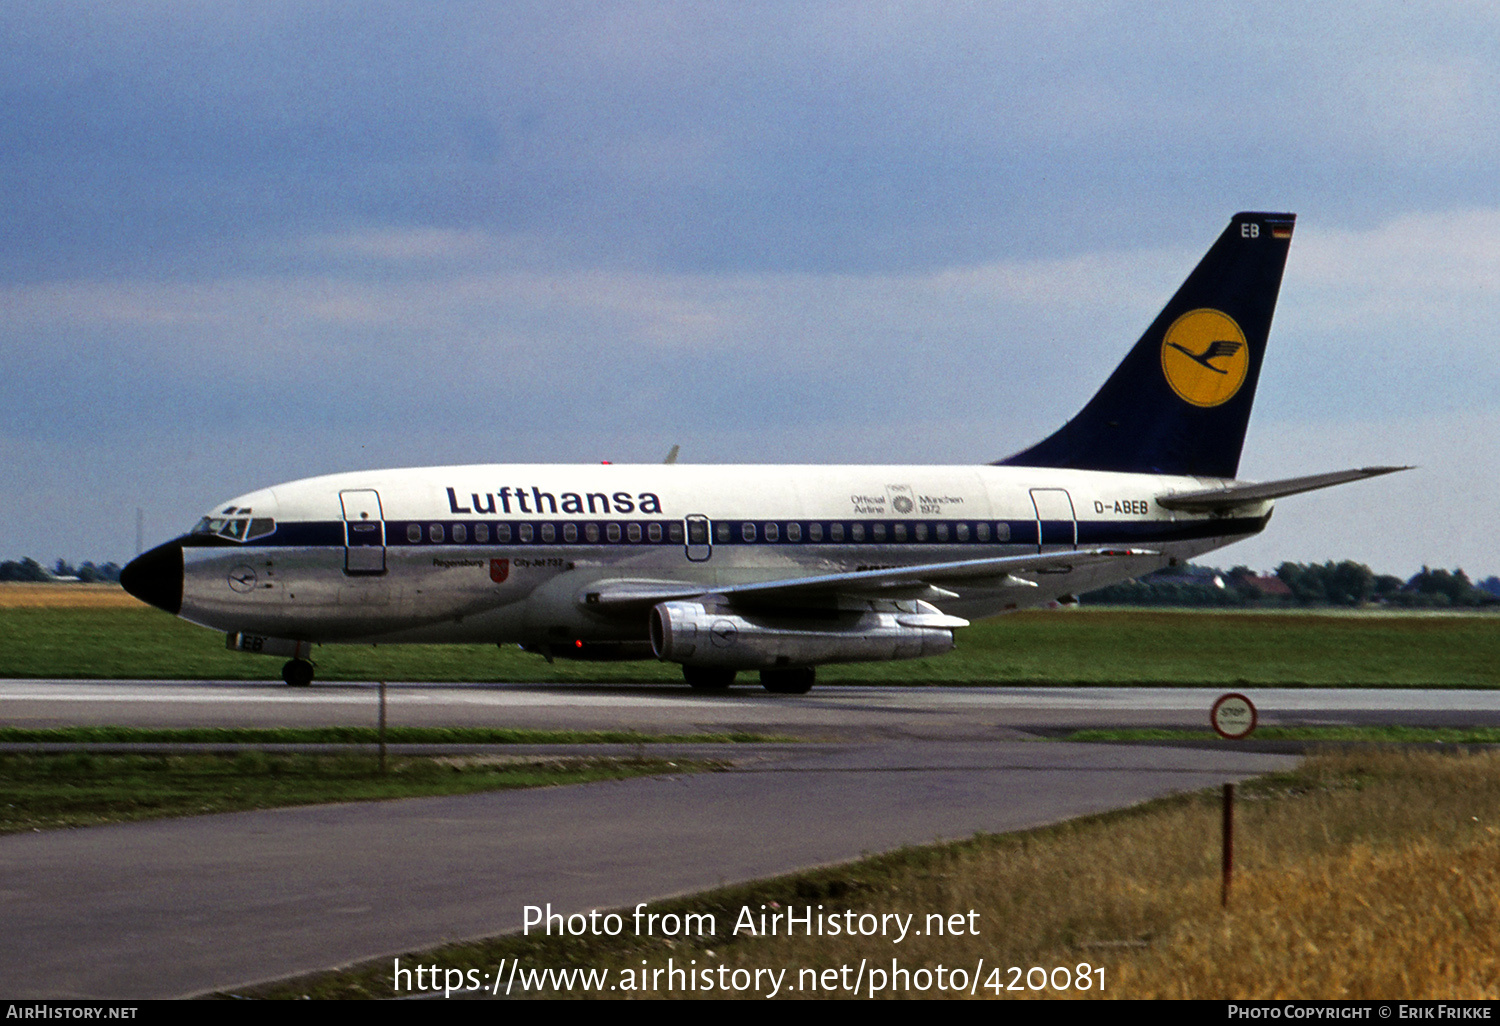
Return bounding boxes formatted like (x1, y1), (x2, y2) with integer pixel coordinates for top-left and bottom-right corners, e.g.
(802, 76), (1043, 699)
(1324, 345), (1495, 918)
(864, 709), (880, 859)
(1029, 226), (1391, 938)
(680, 665), (816, 694)
(281, 658), (315, 687)
(760, 667), (815, 694)
(682, 665), (735, 691)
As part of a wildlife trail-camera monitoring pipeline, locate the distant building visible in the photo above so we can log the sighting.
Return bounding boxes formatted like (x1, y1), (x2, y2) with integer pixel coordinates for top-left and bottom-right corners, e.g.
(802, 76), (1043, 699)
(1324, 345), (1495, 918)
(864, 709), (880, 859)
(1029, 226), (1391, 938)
(1239, 574), (1293, 600)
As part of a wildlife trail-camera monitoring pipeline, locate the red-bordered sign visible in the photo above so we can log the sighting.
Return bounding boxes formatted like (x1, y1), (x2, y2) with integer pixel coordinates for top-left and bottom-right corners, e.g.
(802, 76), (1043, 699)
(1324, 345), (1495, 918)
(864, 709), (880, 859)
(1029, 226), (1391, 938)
(1211, 692), (1258, 740)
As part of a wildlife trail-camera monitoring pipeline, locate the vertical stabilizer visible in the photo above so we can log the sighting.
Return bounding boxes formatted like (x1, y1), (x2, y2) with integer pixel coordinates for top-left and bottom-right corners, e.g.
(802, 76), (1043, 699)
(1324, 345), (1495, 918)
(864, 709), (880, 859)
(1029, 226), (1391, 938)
(998, 212), (1295, 478)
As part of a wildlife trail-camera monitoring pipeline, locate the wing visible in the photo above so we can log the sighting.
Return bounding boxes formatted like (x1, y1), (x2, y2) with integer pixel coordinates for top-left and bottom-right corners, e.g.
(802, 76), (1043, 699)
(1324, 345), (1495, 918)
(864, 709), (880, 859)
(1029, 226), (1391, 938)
(579, 547), (1159, 617)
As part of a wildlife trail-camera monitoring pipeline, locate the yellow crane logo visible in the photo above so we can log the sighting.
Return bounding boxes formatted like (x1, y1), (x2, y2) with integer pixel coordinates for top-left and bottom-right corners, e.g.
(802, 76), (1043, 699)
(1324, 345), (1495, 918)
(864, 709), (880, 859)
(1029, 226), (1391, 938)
(1159, 308), (1249, 407)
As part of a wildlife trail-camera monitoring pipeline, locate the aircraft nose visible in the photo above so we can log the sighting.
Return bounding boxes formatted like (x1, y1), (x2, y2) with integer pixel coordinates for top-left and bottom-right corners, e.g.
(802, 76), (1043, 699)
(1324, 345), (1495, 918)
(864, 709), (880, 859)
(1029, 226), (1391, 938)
(120, 538), (184, 615)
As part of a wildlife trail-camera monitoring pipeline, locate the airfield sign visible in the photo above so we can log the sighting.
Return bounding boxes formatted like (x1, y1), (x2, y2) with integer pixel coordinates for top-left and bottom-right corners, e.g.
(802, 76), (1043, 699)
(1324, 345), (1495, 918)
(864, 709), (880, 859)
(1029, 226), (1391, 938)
(1211, 692), (1257, 740)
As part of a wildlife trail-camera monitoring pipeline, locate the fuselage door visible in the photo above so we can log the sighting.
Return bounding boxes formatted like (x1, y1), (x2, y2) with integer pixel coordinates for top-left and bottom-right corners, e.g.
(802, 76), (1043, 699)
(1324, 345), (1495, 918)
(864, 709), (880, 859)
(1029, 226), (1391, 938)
(1029, 488), (1077, 553)
(340, 489), (387, 575)
(684, 514), (712, 562)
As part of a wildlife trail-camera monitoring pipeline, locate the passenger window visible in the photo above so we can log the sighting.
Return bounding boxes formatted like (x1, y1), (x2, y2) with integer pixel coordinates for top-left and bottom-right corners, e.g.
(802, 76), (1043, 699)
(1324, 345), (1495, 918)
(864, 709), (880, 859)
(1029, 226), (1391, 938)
(956, 523), (970, 541)
(807, 522), (822, 542)
(586, 523), (600, 543)
(872, 523), (886, 541)
(429, 523), (444, 543)
(607, 523), (621, 543)
(519, 524), (533, 543)
(453, 523), (467, 543)
(668, 522), (684, 543)
(648, 523), (662, 543)
(764, 522), (779, 542)
(541, 523), (555, 543)
(563, 523), (578, 543)
(407, 523), (421, 543)
(851, 523), (865, 542)
(829, 523), (845, 542)
(915, 523), (928, 541)
(976, 522), (990, 542)
(715, 522), (731, 543)
(893, 523), (907, 542)
(741, 522), (757, 543)
(496, 524), (512, 543)
(936, 523), (949, 542)
(786, 523), (801, 542)
(627, 523), (642, 543)
(995, 522), (1011, 542)
(475, 523), (489, 543)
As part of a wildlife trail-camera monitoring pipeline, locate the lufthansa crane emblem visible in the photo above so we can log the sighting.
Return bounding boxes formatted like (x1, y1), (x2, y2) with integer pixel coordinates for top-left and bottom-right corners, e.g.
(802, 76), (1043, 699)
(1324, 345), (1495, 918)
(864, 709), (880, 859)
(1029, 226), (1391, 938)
(1160, 308), (1249, 408)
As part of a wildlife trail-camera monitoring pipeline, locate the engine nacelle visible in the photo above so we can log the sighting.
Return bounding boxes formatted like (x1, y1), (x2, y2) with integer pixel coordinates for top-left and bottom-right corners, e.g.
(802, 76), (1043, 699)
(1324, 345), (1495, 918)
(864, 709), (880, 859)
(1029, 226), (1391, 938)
(649, 599), (967, 669)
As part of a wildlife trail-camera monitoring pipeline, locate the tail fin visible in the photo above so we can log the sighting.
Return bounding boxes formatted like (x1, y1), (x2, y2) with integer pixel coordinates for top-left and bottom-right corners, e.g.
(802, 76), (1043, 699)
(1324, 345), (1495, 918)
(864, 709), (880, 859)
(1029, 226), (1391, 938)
(998, 211), (1295, 478)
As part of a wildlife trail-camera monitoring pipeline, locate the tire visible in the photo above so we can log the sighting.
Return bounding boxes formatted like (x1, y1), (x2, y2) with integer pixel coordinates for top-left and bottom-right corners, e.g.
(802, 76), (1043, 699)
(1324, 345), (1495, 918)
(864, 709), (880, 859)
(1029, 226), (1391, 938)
(281, 658), (315, 687)
(761, 667), (815, 694)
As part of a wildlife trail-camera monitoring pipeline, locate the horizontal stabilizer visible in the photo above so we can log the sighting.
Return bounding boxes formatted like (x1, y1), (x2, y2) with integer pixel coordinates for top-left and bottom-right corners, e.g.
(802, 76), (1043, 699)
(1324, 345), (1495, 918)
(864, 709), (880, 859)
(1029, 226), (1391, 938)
(1154, 466), (1412, 512)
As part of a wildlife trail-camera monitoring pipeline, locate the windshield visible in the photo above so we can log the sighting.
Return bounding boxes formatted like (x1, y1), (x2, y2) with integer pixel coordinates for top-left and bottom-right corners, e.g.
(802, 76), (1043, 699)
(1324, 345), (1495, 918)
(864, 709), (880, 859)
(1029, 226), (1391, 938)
(190, 516), (276, 542)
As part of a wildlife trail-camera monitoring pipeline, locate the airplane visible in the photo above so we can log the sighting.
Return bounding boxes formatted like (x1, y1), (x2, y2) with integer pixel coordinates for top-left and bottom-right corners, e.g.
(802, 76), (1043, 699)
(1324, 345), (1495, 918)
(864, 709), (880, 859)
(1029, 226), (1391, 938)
(120, 212), (1405, 693)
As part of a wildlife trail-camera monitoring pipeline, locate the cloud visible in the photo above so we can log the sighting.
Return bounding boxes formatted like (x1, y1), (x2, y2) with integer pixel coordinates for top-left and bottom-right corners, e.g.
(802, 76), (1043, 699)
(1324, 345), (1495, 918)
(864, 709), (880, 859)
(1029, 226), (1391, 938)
(3, 4), (1500, 573)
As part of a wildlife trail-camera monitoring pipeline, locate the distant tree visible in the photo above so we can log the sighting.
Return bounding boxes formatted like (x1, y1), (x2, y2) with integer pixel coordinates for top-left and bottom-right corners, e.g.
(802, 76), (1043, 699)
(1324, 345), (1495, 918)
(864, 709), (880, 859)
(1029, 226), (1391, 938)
(0, 558), (51, 582)
(1273, 561), (1376, 606)
(1081, 563), (1245, 607)
(1400, 567), (1482, 607)
(1323, 561), (1375, 606)
(1276, 562), (1326, 604)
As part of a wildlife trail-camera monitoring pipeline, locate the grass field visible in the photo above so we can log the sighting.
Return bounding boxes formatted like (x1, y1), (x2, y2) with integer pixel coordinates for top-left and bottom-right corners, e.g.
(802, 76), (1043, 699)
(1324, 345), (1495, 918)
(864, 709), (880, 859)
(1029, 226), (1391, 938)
(3, 585), (1497, 685)
(237, 748), (1500, 1000)
(0, 749), (713, 835)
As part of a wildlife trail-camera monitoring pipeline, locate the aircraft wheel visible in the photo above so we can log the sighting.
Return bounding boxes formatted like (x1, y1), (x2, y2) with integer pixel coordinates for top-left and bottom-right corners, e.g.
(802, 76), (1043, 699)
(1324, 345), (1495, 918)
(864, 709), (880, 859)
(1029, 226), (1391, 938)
(761, 667), (815, 694)
(682, 665), (735, 691)
(281, 658), (315, 687)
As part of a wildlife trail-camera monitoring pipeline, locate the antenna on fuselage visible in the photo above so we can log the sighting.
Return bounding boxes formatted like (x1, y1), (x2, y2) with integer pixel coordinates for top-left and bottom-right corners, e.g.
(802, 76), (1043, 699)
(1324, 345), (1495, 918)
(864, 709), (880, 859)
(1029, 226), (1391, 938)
(663, 444), (680, 465)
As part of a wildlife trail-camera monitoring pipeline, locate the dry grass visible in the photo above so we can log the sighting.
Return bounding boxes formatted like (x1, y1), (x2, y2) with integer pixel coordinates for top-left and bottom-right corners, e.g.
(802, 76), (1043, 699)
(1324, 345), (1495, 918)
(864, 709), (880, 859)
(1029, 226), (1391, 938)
(1110, 836), (1500, 998)
(1101, 750), (1500, 999)
(600, 749), (1500, 999)
(0, 583), (142, 608)
(240, 748), (1500, 1000)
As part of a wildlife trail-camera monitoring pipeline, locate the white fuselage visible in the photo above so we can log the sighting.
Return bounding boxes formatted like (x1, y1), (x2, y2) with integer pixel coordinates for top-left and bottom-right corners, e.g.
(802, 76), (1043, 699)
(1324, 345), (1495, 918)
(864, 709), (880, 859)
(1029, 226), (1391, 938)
(177, 462), (1269, 647)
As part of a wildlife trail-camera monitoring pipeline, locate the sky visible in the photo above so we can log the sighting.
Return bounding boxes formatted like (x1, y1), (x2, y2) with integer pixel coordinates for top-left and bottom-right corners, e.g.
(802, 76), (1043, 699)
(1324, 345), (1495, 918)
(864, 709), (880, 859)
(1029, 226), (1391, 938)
(3, 1), (1499, 577)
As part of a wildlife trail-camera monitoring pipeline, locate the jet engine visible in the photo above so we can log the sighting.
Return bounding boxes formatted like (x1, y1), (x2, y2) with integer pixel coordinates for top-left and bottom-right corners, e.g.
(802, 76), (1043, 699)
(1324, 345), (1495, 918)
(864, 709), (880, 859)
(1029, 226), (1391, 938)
(648, 598), (966, 669)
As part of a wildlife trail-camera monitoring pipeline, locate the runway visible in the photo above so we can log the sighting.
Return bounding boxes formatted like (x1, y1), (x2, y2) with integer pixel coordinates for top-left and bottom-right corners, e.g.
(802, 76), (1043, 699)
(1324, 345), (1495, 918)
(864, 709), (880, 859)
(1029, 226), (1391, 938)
(2, 680), (1493, 998)
(7, 679), (1500, 735)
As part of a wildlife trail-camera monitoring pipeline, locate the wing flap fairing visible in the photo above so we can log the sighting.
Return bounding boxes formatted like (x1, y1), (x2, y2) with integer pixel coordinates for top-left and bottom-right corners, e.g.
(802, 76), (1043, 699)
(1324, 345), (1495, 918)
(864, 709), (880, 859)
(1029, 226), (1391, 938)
(580, 547), (1158, 616)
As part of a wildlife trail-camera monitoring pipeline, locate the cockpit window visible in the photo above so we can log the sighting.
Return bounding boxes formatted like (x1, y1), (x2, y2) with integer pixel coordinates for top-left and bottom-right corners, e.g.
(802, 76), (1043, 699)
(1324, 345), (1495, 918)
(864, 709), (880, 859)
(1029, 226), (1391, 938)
(192, 516), (276, 542)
